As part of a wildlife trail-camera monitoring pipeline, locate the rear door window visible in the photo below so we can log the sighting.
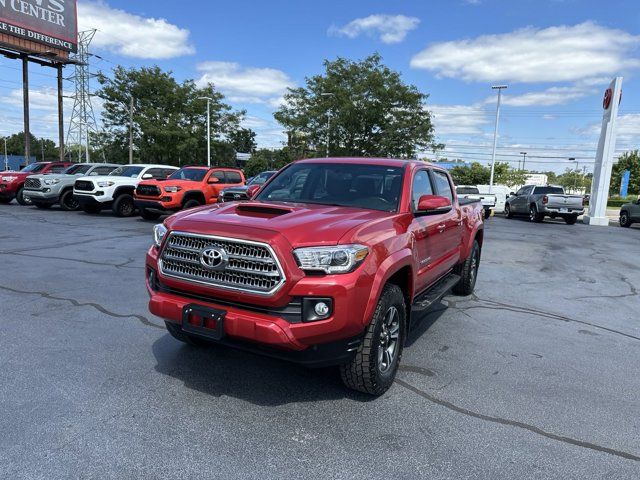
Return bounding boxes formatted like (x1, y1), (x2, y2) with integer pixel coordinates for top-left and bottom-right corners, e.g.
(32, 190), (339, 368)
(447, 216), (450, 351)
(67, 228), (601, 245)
(225, 171), (243, 184)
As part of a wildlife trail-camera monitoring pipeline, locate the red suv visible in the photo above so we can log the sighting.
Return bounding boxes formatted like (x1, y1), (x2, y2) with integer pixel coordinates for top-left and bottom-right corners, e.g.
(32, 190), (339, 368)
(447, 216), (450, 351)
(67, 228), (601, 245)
(1, 162), (73, 205)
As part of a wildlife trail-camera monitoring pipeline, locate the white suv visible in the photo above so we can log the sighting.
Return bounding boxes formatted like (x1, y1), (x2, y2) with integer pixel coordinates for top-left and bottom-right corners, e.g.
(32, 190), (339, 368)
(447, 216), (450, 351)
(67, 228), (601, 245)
(73, 164), (178, 216)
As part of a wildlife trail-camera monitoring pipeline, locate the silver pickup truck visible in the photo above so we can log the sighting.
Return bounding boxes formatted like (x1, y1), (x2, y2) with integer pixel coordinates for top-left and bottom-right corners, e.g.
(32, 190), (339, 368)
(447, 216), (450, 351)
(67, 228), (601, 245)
(24, 163), (119, 211)
(456, 186), (496, 219)
(505, 185), (584, 224)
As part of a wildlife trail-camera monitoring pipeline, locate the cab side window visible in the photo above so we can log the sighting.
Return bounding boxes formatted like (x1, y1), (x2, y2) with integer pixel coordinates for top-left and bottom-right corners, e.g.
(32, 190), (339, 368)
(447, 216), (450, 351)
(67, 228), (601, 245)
(411, 170), (434, 211)
(92, 166), (117, 176)
(49, 165), (67, 173)
(226, 171), (242, 184)
(209, 170), (225, 184)
(146, 168), (167, 179)
(431, 170), (454, 202)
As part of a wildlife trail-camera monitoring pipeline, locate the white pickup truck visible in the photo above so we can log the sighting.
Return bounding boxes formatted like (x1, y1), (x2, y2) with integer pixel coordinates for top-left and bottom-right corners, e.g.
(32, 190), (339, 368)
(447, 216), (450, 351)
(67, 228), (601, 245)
(456, 186), (496, 219)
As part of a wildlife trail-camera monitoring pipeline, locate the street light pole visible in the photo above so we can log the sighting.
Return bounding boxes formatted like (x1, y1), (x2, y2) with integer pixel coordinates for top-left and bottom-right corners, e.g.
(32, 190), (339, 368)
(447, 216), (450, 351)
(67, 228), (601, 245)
(198, 97), (213, 167)
(320, 92), (334, 158)
(520, 151), (527, 171)
(129, 96), (134, 164)
(489, 85), (507, 193)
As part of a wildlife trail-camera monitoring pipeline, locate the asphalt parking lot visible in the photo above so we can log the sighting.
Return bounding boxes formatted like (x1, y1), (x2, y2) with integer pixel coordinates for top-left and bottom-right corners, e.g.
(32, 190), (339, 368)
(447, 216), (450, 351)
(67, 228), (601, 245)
(1, 205), (639, 479)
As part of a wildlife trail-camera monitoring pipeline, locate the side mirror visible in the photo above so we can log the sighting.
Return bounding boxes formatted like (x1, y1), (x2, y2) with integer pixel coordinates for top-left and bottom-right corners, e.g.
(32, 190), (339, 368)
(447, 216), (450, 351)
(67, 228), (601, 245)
(246, 184), (261, 199)
(142, 173), (153, 180)
(208, 177), (220, 184)
(510, 192), (517, 197)
(417, 195), (452, 215)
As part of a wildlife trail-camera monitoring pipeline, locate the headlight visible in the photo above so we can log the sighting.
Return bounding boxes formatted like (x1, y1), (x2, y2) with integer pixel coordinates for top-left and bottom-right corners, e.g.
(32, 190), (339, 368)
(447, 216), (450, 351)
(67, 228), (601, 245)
(97, 181), (115, 187)
(44, 178), (60, 185)
(1, 176), (18, 182)
(164, 186), (182, 193)
(293, 245), (368, 274)
(153, 224), (168, 248)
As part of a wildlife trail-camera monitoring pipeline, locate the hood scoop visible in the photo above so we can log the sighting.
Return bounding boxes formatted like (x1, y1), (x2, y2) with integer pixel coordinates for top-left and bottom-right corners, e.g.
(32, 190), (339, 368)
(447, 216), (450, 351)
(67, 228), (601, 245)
(235, 203), (294, 218)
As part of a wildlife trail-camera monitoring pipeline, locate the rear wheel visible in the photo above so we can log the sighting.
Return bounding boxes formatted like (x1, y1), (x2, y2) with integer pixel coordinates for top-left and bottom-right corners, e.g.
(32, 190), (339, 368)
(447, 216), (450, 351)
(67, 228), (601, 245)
(564, 215), (578, 225)
(16, 188), (31, 206)
(81, 204), (102, 214)
(484, 208), (491, 220)
(183, 198), (203, 210)
(620, 211), (632, 228)
(505, 203), (513, 218)
(112, 194), (135, 217)
(140, 208), (161, 220)
(59, 190), (80, 211)
(33, 202), (52, 209)
(453, 240), (480, 296)
(165, 321), (210, 347)
(530, 205), (544, 223)
(340, 283), (406, 396)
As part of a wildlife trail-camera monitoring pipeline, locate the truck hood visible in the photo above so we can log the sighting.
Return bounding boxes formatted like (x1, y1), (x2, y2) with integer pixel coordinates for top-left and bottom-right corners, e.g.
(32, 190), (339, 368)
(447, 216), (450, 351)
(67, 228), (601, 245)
(27, 173), (78, 182)
(76, 175), (140, 186)
(166, 201), (392, 246)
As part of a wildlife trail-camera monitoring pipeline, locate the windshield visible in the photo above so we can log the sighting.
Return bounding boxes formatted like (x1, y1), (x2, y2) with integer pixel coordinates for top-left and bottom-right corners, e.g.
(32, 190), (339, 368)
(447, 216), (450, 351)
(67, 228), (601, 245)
(249, 171), (276, 186)
(63, 164), (92, 176)
(256, 163), (404, 212)
(21, 163), (46, 173)
(457, 187), (479, 195)
(168, 168), (207, 182)
(535, 186), (565, 195)
(109, 166), (144, 178)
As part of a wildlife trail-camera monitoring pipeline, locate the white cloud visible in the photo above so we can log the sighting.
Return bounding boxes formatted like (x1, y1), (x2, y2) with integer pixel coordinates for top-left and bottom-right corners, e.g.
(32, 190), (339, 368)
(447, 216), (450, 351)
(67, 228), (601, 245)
(575, 114), (640, 148)
(241, 116), (286, 149)
(411, 22), (640, 83)
(427, 104), (491, 135)
(330, 14), (420, 44)
(500, 85), (595, 107)
(196, 62), (294, 107)
(78, 1), (194, 59)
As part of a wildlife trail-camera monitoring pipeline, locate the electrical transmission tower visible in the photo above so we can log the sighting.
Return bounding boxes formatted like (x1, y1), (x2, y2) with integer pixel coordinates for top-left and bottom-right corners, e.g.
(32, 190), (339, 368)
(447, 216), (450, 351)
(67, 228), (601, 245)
(66, 30), (101, 163)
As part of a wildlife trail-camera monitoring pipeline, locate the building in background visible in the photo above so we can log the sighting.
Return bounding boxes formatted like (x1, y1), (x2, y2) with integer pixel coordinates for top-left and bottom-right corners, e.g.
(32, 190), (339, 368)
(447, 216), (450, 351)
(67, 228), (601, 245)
(2, 156), (36, 171)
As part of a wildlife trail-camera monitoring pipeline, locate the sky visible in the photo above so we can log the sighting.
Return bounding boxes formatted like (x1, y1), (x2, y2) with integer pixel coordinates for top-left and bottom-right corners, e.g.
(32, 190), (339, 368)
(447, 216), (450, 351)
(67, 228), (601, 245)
(1, 0), (639, 173)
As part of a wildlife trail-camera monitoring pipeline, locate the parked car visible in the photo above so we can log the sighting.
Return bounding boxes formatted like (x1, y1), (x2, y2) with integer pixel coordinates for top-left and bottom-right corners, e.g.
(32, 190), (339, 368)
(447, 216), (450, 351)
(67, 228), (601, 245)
(134, 166), (245, 220)
(476, 184), (510, 214)
(620, 197), (640, 228)
(505, 185), (585, 224)
(23, 163), (120, 211)
(0, 161), (73, 205)
(145, 158), (484, 395)
(218, 170), (277, 203)
(455, 186), (496, 219)
(73, 164), (179, 217)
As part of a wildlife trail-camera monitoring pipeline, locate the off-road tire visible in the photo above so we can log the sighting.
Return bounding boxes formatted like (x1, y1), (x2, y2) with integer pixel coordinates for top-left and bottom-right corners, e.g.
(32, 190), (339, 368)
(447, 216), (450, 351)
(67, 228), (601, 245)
(33, 202), (52, 209)
(183, 198), (202, 210)
(620, 211), (632, 228)
(564, 215), (578, 225)
(81, 204), (102, 214)
(165, 321), (210, 347)
(112, 194), (135, 217)
(530, 205), (544, 223)
(484, 208), (491, 220)
(453, 240), (480, 296)
(59, 190), (80, 211)
(505, 203), (513, 218)
(340, 283), (406, 396)
(16, 188), (30, 206)
(140, 208), (161, 220)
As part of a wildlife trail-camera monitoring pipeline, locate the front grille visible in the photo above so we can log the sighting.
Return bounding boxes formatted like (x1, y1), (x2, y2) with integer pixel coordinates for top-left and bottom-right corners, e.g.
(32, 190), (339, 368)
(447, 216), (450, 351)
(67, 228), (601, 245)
(24, 178), (41, 190)
(74, 180), (94, 192)
(159, 232), (285, 295)
(136, 184), (161, 197)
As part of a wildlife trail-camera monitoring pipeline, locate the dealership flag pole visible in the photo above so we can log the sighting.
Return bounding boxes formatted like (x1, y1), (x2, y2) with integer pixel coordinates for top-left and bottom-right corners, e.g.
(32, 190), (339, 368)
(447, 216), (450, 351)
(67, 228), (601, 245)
(22, 55), (30, 164)
(489, 85), (507, 194)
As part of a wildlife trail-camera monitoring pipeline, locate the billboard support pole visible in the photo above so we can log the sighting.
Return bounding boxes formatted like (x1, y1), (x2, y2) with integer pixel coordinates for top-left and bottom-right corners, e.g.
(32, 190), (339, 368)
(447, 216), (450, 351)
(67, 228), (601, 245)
(57, 64), (65, 162)
(22, 55), (30, 164)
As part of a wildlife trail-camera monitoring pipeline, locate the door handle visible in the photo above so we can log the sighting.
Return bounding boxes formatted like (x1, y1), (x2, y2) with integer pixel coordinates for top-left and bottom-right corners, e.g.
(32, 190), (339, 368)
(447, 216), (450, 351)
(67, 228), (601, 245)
(437, 224), (446, 233)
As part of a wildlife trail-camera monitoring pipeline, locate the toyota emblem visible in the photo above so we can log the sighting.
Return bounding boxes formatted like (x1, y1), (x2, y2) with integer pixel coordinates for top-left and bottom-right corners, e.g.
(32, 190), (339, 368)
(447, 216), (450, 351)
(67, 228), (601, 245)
(199, 246), (228, 271)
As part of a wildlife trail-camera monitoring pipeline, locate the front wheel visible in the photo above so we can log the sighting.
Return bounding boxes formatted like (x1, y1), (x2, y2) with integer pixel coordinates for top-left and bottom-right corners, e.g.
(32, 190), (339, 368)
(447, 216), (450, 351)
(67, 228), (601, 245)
(340, 283), (406, 396)
(620, 211), (632, 228)
(59, 190), (80, 211)
(183, 198), (203, 210)
(453, 240), (480, 296)
(505, 203), (513, 218)
(16, 188), (31, 206)
(112, 194), (135, 217)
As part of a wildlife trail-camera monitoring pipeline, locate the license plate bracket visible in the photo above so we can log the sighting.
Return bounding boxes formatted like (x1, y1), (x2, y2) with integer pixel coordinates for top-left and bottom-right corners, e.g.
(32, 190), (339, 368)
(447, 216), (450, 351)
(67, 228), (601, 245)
(559, 208), (569, 213)
(182, 304), (226, 340)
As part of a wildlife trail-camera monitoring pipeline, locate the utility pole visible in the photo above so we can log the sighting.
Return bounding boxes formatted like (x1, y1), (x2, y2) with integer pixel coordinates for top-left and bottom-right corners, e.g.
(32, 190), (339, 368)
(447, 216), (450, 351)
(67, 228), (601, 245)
(489, 85), (507, 193)
(519, 151), (527, 171)
(41, 138), (45, 161)
(198, 97), (213, 166)
(320, 92), (334, 158)
(129, 96), (134, 164)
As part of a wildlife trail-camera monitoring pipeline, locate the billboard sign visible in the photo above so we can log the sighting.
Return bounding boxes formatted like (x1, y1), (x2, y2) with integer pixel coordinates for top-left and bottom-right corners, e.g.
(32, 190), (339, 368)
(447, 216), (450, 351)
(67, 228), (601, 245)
(0, 0), (77, 52)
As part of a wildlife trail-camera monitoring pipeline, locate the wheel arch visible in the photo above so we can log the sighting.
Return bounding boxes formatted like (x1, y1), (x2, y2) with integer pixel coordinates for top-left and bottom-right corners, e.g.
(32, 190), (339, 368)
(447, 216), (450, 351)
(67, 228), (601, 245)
(113, 185), (135, 198)
(182, 190), (206, 205)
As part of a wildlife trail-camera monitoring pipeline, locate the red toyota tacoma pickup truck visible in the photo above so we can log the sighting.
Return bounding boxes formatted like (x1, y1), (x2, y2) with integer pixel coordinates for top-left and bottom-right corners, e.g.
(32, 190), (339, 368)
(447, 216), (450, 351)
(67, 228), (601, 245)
(146, 158), (484, 395)
(0, 161), (72, 205)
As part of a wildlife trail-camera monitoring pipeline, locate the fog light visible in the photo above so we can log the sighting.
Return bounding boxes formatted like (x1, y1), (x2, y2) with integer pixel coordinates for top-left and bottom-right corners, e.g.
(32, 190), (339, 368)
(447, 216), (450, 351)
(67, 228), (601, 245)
(314, 302), (329, 317)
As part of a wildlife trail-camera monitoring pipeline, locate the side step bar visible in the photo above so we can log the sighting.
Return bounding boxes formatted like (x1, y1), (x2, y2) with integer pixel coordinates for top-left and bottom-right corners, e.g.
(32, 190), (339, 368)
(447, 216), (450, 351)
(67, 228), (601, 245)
(412, 274), (461, 312)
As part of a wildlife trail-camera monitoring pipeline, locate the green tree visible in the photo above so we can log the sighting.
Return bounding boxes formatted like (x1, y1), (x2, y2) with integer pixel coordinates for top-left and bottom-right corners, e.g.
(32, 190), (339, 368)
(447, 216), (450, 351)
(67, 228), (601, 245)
(494, 163), (527, 187)
(449, 162), (490, 185)
(97, 66), (243, 166)
(611, 150), (640, 196)
(275, 53), (436, 158)
(229, 128), (257, 154)
(5, 132), (58, 160)
(244, 148), (291, 177)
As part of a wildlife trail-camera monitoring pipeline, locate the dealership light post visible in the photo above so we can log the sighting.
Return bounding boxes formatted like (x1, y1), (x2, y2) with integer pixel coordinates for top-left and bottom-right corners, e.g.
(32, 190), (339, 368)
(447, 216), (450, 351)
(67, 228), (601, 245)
(489, 85), (507, 193)
(321, 92), (334, 157)
(198, 97), (213, 167)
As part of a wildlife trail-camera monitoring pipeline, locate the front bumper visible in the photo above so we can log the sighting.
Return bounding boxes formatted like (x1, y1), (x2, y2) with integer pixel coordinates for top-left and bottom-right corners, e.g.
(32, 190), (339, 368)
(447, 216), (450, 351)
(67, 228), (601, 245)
(135, 198), (180, 213)
(23, 189), (59, 204)
(74, 193), (112, 207)
(0, 183), (19, 198)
